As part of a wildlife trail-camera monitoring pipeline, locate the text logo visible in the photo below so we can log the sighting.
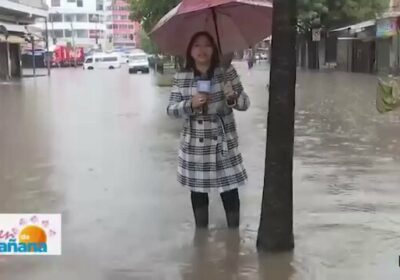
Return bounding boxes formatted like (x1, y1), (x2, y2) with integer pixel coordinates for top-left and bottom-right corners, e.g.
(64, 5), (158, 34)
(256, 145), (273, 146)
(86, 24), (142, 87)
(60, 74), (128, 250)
(0, 214), (61, 255)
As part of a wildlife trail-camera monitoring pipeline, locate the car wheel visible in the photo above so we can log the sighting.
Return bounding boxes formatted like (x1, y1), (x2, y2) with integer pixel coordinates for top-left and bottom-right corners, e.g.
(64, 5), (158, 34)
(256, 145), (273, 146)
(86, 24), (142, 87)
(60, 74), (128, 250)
(129, 69), (134, 74)
(88, 66), (94, 70)
(109, 66), (114, 70)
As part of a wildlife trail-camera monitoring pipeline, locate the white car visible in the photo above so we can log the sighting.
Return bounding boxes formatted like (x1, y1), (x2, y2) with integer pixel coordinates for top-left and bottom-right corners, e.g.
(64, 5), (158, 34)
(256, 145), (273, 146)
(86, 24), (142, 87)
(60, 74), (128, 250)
(128, 53), (150, 74)
(83, 54), (122, 70)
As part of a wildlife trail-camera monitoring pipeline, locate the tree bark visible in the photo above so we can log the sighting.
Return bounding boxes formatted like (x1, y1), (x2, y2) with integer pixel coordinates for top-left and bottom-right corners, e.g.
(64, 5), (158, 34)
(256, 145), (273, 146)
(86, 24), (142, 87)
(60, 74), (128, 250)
(257, 0), (296, 252)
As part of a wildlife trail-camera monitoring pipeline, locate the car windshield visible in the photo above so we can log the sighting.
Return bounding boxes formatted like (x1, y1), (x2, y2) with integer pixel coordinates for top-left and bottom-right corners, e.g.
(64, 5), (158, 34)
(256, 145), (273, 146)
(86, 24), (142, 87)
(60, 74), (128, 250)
(130, 55), (147, 61)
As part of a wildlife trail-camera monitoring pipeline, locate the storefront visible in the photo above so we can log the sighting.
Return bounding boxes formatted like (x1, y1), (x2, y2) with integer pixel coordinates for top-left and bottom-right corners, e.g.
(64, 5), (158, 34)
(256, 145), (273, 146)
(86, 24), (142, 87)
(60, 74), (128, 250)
(375, 17), (398, 74)
(332, 20), (376, 73)
(0, 1), (48, 80)
(0, 23), (26, 80)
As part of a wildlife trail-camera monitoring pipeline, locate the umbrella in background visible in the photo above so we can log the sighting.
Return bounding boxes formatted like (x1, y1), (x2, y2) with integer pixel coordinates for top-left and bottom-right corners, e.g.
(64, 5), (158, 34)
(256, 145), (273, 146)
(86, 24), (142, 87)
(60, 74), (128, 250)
(150, 0), (273, 56)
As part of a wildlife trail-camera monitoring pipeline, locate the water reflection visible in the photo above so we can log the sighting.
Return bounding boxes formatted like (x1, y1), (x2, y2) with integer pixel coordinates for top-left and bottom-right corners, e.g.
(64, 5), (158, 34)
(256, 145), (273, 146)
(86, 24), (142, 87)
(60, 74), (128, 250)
(181, 229), (241, 280)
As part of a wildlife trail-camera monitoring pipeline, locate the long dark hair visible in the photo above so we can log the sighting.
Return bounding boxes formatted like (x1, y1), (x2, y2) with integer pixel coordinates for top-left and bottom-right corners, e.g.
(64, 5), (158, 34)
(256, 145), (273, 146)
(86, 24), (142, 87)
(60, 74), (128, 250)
(185, 31), (220, 79)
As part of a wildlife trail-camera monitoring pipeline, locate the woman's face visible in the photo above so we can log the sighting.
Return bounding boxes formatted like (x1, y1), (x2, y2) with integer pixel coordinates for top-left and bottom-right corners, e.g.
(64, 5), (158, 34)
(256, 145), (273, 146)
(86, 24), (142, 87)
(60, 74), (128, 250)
(191, 35), (214, 65)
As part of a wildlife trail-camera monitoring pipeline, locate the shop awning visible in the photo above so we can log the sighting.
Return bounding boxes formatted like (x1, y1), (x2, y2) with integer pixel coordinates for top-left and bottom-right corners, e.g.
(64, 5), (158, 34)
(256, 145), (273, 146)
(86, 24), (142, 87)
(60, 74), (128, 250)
(0, 0), (48, 18)
(0, 22), (27, 33)
(0, 34), (25, 43)
(331, 20), (376, 33)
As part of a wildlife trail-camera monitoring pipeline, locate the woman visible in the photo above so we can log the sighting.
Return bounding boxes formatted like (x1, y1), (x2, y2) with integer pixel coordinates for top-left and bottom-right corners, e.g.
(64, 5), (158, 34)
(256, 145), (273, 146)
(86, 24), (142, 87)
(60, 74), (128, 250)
(167, 32), (250, 228)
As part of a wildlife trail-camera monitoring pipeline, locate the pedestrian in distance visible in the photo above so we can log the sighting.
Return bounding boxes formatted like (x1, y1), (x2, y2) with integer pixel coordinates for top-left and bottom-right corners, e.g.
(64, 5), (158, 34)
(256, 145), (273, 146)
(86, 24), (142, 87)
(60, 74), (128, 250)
(167, 31), (250, 229)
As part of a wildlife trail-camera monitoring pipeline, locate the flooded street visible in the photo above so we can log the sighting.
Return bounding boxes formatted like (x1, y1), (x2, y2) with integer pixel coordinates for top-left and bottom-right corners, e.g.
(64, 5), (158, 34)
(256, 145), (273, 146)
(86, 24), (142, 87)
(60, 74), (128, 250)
(0, 63), (399, 279)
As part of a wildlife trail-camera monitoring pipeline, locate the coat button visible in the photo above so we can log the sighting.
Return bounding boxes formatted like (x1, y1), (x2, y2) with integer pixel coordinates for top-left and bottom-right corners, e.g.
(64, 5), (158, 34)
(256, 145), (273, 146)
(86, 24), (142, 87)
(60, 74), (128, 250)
(199, 138), (204, 143)
(198, 120), (203, 124)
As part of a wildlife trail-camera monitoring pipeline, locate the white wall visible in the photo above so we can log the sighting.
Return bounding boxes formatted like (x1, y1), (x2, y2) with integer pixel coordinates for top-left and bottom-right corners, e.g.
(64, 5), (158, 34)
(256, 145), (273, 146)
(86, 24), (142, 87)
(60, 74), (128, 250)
(43, 0), (106, 47)
(19, 0), (47, 9)
(46, 0), (102, 14)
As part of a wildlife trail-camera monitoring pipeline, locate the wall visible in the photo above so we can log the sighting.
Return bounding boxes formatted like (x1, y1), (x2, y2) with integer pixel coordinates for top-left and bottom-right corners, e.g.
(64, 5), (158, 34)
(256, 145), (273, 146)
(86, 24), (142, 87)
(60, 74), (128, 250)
(47, 0), (99, 12)
(0, 43), (9, 80)
(111, 0), (136, 46)
(337, 39), (353, 72)
(376, 39), (391, 74)
(19, 0), (47, 9)
(45, 0), (106, 48)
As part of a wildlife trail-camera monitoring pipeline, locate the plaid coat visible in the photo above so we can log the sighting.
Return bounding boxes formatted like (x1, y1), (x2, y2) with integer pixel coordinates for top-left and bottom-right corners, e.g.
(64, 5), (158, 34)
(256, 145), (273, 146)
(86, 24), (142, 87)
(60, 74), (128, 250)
(167, 65), (250, 193)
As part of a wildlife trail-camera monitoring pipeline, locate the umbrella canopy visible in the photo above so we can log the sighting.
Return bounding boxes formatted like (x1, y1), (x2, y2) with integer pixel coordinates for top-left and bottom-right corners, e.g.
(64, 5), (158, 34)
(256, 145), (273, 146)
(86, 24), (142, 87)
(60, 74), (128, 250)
(150, 0), (273, 56)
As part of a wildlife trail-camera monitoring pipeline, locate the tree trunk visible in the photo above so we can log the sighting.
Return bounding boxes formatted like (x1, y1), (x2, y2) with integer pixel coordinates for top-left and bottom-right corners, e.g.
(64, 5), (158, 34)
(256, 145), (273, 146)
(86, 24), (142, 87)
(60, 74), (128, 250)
(257, 0), (296, 252)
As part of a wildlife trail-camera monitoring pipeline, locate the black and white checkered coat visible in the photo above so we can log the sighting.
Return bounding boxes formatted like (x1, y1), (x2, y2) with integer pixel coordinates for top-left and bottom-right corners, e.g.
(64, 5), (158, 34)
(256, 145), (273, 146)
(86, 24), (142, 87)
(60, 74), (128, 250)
(167, 65), (250, 193)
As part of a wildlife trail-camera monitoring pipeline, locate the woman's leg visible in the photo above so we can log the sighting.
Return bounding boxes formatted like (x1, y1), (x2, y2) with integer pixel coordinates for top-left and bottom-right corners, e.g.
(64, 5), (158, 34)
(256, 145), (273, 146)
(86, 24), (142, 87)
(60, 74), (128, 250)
(220, 189), (240, 228)
(191, 191), (209, 228)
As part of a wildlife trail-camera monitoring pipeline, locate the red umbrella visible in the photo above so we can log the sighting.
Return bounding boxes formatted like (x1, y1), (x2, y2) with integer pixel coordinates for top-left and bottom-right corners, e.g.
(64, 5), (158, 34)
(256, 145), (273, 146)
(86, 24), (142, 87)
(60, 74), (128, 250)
(150, 0), (273, 55)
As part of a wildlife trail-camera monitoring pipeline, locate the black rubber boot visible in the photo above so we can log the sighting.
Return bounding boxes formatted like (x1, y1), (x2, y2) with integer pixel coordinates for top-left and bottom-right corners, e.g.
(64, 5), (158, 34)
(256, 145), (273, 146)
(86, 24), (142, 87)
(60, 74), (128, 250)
(221, 189), (240, 228)
(191, 192), (209, 228)
(193, 206), (209, 228)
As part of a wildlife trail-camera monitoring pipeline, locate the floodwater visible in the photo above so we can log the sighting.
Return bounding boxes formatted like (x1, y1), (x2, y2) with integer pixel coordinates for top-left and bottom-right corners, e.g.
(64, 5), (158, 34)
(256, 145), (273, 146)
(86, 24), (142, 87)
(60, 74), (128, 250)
(0, 63), (399, 279)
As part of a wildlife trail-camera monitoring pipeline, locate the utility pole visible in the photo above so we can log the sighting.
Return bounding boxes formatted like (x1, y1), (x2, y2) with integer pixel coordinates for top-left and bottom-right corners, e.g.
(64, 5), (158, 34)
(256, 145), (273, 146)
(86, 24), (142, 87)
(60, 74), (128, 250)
(95, 14), (99, 48)
(45, 17), (51, 76)
(70, 20), (77, 67)
(31, 35), (36, 77)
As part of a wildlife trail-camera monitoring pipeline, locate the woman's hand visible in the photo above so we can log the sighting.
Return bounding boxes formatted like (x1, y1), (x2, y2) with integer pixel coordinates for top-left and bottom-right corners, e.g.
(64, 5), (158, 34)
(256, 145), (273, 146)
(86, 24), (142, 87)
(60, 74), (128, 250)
(223, 82), (238, 107)
(191, 93), (208, 109)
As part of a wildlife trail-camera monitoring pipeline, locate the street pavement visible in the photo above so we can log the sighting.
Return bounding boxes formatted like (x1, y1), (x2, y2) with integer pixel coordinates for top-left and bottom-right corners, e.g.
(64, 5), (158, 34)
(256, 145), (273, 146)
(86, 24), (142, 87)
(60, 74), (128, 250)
(0, 62), (399, 280)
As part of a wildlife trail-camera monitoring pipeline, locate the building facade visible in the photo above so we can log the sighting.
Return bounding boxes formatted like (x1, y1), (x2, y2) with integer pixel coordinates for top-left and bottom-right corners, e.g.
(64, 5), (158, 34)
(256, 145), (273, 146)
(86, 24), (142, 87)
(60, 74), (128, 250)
(0, 0), (48, 79)
(45, 0), (106, 49)
(105, 0), (141, 49)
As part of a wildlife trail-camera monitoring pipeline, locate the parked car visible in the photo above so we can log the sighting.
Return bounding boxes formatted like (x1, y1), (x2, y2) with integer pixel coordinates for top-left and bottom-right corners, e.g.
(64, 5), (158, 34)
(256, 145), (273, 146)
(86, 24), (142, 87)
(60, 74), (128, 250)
(83, 53), (122, 70)
(128, 53), (150, 74)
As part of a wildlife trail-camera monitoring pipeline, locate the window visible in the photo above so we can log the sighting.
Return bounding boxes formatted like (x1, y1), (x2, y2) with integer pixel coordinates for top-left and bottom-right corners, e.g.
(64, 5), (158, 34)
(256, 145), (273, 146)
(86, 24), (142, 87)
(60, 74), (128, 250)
(50, 13), (63, 22)
(76, 30), (88, 38)
(129, 55), (147, 61)
(76, 14), (87, 22)
(64, 14), (75, 22)
(89, 14), (100, 22)
(67, 0), (75, 2)
(113, 24), (118, 29)
(94, 57), (117, 62)
(129, 25), (134, 30)
(53, 30), (64, 38)
(85, 58), (93, 63)
(106, 24), (113, 29)
(64, 30), (72, 37)
(103, 57), (118, 62)
(77, 0), (83, 7)
(51, 0), (60, 7)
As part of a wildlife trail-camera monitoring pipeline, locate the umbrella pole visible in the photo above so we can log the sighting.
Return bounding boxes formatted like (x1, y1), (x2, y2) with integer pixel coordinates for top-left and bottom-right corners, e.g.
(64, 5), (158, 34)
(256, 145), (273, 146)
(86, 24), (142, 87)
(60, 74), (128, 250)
(211, 8), (222, 54)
